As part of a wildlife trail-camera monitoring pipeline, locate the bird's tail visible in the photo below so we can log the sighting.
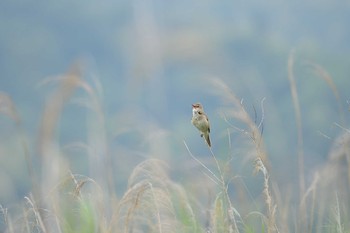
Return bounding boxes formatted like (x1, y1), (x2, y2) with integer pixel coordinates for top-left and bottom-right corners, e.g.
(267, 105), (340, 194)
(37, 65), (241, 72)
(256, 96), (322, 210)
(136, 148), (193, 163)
(204, 133), (211, 147)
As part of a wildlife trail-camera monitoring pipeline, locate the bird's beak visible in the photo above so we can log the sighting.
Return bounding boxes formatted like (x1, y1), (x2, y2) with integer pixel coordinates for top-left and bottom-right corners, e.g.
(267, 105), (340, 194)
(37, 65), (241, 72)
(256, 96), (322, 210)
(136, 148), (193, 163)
(192, 104), (195, 108)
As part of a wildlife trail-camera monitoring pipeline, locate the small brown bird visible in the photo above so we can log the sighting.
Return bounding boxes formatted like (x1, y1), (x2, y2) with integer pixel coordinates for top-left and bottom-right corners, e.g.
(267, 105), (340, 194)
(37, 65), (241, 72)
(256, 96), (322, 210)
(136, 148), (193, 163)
(191, 103), (211, 147)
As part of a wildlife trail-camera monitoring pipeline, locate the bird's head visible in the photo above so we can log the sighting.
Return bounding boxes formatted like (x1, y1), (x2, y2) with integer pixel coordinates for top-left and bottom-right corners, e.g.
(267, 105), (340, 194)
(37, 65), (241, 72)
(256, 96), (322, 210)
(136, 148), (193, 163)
(192, 103), (203, 110)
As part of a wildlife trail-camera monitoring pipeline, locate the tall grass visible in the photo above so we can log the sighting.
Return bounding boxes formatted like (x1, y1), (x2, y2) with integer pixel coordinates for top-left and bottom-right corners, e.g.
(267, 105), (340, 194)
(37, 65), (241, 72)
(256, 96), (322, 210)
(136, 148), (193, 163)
(0, 59), (349, 233)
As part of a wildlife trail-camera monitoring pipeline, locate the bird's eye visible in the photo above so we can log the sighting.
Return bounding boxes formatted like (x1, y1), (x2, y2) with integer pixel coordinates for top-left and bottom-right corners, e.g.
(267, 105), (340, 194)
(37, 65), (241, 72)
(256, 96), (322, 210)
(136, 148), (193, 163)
(198, 111), (202, 115)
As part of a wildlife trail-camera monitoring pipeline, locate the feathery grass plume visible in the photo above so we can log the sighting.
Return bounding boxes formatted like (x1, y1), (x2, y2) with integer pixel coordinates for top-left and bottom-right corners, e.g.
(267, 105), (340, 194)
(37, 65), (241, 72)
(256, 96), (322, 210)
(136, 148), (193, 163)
(0, 92), (20, 125)
(113, 159), (198, 233)
(208, 78), (270, 167)
(254, 157), (278, 233)
(36, 61), (106, 232)
(54, 173), (102, 233)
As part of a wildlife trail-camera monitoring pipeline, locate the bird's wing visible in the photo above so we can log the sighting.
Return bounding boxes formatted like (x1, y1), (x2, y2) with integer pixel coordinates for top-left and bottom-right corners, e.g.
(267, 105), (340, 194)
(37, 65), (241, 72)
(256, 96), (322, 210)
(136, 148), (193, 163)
(206, 114), (210, 133)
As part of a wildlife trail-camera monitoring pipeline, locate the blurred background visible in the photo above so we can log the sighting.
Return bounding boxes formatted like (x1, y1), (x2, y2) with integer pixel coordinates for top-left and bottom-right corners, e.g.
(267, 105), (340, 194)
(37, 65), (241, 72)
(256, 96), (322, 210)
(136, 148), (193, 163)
(0, 0), (350, 213)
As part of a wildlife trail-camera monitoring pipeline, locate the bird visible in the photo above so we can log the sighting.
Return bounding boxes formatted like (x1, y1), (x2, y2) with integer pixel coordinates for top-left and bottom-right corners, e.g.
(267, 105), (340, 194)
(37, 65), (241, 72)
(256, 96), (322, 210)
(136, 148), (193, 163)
(191, 103), (211, 147)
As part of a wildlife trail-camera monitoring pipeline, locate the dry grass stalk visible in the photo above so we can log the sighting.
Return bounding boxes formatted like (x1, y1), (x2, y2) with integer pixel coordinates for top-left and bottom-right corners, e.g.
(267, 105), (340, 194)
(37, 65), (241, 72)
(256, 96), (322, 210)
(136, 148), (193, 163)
(301, 172), (319, 233)
(306, 61), (345, 124)
(0, 205), (13, 233)
(38, 63), (84, 156)
(184, 141), (240, 233)
(287, 50), (306, 201)
(286, 50), (310, 232)
(334, 193), (344, 233)
(23, 195), (48, 233)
